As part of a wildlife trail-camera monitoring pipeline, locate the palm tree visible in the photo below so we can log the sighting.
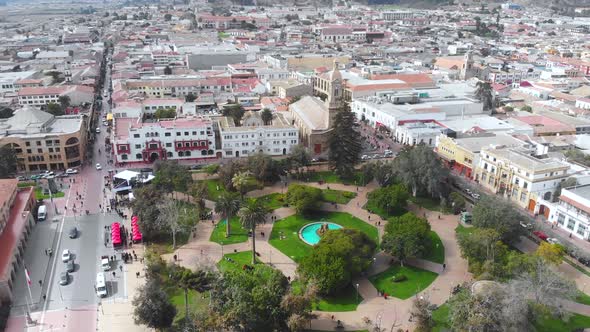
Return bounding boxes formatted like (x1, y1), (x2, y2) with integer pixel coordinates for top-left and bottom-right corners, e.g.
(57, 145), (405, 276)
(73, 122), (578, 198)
(261, 108), (273, 125)
(475, 81), (493, 113)
(170, 265), (215, 324)
(237, 199), (268, 265)
(214, 192), (241, 237)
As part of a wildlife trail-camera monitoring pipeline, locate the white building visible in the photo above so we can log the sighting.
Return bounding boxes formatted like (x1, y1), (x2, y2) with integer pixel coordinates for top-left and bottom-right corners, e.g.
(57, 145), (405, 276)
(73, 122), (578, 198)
(0, 71), (38, 94)
(549, 185), (590, 240)
(218, 111), (299, 158)
(394, 121), (446, 147)
(112, 117), (218, 164)
(380, 11), (414, 21)
(488, 70), (541, 84)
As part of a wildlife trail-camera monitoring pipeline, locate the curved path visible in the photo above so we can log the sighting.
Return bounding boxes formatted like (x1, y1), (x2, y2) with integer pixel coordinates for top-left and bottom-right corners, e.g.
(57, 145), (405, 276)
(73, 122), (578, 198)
(166, 178), (474, 331)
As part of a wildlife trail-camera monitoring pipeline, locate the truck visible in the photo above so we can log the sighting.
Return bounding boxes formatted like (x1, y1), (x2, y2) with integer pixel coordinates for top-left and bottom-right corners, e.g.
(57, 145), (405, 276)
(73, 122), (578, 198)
(101, 255), (110, 271)
(96, 273), (107, 297)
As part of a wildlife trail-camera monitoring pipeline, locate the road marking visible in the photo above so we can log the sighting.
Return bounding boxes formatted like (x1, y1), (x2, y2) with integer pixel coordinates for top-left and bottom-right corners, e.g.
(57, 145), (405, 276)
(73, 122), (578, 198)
(39, 184), (72, 327)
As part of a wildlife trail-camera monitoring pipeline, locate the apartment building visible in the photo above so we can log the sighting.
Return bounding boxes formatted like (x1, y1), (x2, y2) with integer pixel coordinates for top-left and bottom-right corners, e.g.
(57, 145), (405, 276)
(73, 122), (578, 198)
(0, 108), (87, 172)
(488, 69), (541, 84)
(218, 111), (299, 158)
(549, 185), (590, 240)
(123, 77), (231, 98)
(17, 85), (94, 107)
(112, 116), (218, 164)
(474, 146), (570, 211)
(0, 71), (37, 95)
(380, 11), (414, 21)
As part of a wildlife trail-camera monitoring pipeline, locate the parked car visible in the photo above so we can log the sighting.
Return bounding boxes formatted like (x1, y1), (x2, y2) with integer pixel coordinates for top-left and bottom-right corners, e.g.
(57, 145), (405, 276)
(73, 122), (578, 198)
(56, 173), (69, 178)
(66, 260), (75, 273)
(465, 189), (472, 195)
(62, 249), (71, 262)
(16, 176), (27, 181)
(190, 164), (203, 170)
(30, 174), (43, 180)
(59, 272), (69, 285)
(68, 227), (78, 239)
(65, 169), (78, 174)
(519, 221), (533, 230)
(547, 238), (561, 245)
(95, 163), (102, 170)
(533, 231), (548, 241)
(471, 193), (481, 200)
(361, 155), (369, 160)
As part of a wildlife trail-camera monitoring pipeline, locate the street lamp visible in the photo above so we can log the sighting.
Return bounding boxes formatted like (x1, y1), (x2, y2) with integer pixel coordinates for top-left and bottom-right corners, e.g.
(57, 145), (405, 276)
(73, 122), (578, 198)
(355, 283), (360, 303)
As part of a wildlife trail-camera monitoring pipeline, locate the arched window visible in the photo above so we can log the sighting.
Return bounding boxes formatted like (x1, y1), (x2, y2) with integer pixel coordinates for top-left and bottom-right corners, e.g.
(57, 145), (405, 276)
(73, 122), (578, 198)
(65, 137), (79, 145)
(167, 152), (173, 158)
(178, 151), (184, 157)
(543, 192), (552, 200)
(121, 154), (128, 160)
(136, 153), (142, 159)
(201, 150), (207, 156)
(208, 150), (214, 155)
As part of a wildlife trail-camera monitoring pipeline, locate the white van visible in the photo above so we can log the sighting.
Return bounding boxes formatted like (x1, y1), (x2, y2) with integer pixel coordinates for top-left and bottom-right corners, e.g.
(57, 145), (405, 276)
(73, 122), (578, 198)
(96, 273), (107, 297)
(38, 205), (47, 221)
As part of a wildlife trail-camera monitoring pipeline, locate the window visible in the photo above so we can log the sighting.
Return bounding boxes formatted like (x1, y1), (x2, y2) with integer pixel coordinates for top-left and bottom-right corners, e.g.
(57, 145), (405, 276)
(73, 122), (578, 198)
(136, 153), (142, 159)
(567, 219), (575, 230)
(177, 143), (182, 148)
(37, 149), (42, 153)
(166, 143), (172, 147)
(192, 131), (197, 135)
(520, 192), (526, 202)
(523, 182), (528, 189)
(121, 154), (128, 160)
(557, 214), (566, 225)
(48, 148), (54, 153)
(36, 141), (41, 146)
(577, 223), (586, 236)
(176, 132), (181, 136)
(165, 132), (171, 137)
(167, 152), (173, 157)
(184, 132), (189, 136)
(26, 142), (30, 146)
(135, 144), (141, 149)
(133, 134), (140, 138)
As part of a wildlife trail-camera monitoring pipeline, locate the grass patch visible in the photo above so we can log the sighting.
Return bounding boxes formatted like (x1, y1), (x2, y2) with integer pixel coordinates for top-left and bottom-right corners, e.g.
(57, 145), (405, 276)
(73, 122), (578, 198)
(200, 179), (226, 201)
(217, 251), (260, 273)
(409, 196), (449, 213)
(533, 312), (590, 331)
(455, 224), (475, 237)
(34, 188), (65, 200)
(167, 288), (208, 324)
(209, 216), (249, 245)
(258, 193), (287, 210)
(300, 171), (366, 185)
(364, 193), (407, 220)
(321, 189), (356, 204)
(432, 303), (451, 332)
(576, 292), (590, 306)
(423, 231), (445, 264)
(17, 182), (35, 188)
(147, 202), (200, 254)
(269, 212), (378, 263)
(564, 257), (590, 278)
(314, 284), (363, 312)
(368, 264), (438, 300)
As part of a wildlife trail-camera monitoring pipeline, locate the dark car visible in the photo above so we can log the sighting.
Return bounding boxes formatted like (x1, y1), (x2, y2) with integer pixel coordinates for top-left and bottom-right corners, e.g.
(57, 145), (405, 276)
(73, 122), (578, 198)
(59, 272), (69, 285)
(190, 164), (203, 170)
(68, 227), (78, 239)
(66, 260), (75, 273)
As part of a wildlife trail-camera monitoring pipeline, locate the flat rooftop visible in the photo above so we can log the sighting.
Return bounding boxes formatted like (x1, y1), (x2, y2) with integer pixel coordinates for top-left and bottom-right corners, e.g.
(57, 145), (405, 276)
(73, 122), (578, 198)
(566, 184), (590, 199)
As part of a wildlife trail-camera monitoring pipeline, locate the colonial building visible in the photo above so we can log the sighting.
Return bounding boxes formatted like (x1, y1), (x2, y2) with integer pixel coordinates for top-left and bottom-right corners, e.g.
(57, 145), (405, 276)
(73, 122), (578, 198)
(0, 108), (87, 172)
(218, 111), (299, 158)
(112, 116), (218, 164)
(548, 184), (590, 241)
(290, 61), (343, 155)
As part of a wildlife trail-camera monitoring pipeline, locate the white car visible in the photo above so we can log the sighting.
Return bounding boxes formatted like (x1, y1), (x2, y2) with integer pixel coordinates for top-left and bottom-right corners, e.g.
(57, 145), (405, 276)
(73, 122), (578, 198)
(61, 249), (71, 262)
(471, 193), (481, 200)
(65, 168), (78, 174)
(96, 163), (102, 170)
(547, 238), (561, 245)
(361, 155), (369, 160)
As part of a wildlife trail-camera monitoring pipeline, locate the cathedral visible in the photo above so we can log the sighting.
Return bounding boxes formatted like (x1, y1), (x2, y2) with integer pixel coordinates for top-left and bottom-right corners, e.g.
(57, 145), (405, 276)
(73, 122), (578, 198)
(289, 61), (344, 155)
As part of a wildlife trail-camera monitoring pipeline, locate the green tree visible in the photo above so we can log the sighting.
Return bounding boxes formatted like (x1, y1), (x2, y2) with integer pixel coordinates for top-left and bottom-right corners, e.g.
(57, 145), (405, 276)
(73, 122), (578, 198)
(0, 145), (17, 178)
(411, 296), (434, 332)
(298, 229), (376, 295)
(58, 95), (71, 110)
(565, 149), (590, 167)
(475, 81), (493, 113)
(185, 92), (196, 102)
(237, 198), (268, 264)
(156, 198), (190, 249)
(521, 105), (532, 112)
(535, 242), (565, 265)
(286, 184), (322, 215)
(367, 184), (409, 215)
(261, 108), (273, 125)
(553, 177), (578, 201)
(450, 191), (466, 213)
(218, 159), (246, 190)
(152, 160), (192, 194)
(46, 102), (64, 116)
(153, 108), (176, 119)
(381, 212), (431, 266)
(214, 192), (241, 237)
(281, 284), (318, 331)
(472, 196), (521, 244)
(247, 153), (282, 184)
(164, 65), (172, 75)
(130, 184), (165, 240)
(190, 181), (208, 211)
(457, 228), (507, 278)
(232, 171), (253, 199)
(328, 105), (362, 179)
(0, 107), (13, 119)
(222, 104), (245, 126)
(211, 265), (290, 331)
(169, 265), (215, 323)
(132, 278), (176, 330)
(390, 145), (449, 198)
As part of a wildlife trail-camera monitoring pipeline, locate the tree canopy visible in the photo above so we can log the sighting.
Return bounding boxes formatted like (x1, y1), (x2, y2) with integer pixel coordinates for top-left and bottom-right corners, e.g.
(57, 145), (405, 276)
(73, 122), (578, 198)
(381, 212), (431, 265)
(286, 184), (323, 215)
(153, 108), (176, 119)
(130, 184), (165, 240)
(367, 184), (409, 215)
(132, 278), (176, 330)
(0, 107), (13, 119)
(298, 228), (376, 295)
(261, 108), (273, 125)
(46, 102), (64, 116)
(471, 195), (521, 244)
(152, 160), (192, 193)
(328, 105), (362, 179)
(0, 145), (17, 178)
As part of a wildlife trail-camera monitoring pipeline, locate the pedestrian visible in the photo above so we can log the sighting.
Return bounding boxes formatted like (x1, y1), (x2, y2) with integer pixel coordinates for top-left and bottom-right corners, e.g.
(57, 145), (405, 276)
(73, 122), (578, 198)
(442, 263), (446, 271)
(136, 271), (140, 278)
(173, 254), (177, 261)
(378, 221), (381, 226)
(112, 271), (116, 278)
(119, 265), (122, 272)
(42, 294), (46, 301)
(45, 249), (48, 255)
(331, 315), (335, 320)
(368, 215), (371, 221)
(38, 280), (42, 286)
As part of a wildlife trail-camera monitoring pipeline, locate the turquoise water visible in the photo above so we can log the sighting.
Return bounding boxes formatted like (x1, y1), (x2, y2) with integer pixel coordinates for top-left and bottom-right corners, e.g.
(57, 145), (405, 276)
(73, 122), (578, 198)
(300, 222), (343, 245)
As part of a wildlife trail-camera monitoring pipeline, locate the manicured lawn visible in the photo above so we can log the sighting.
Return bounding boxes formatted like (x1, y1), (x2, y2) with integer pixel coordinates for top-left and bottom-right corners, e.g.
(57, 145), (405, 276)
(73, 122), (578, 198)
(258, 193), (287, 210)
(200, 179), (226, 201)
(167, 288), (209, 324)
(533, 312), (590, 331)
(368, 264), (438, 300)
(321, 189), (356, 204)
(34, 188), (65, 200)
(423, 231), (445, 264)
(303, 171), (366, 185)
(269, 212), (379, 263)
(217, 251), (259, 273)
(17, 182), (35, 188)
(455, 224), (475, 237)
(409, 196), (449, 213)
(432, 303), (451, 332)
(314, 284), (363, 312)
(577, 291), (590, 306)
(209, 216), (249, 245)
